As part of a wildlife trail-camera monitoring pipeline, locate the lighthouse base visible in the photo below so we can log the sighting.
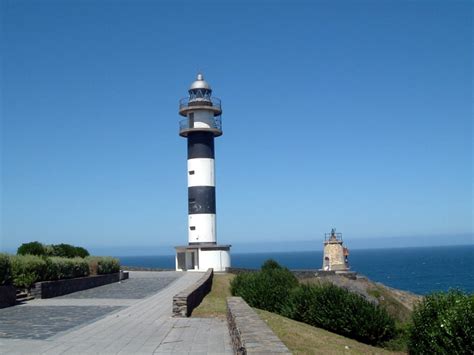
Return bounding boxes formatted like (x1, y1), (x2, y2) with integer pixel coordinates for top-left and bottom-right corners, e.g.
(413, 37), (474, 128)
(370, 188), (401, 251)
(175, 244), (231, 272)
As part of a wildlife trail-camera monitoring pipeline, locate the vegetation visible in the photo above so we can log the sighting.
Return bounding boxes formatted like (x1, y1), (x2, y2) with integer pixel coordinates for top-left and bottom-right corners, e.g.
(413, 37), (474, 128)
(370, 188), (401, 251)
(4, 245), (120, 289)
(282, 283), (396, 346)
(192, 273), (234, 318)
(194, 269), (401, 354)
(86, 256), (120, 275)
(0, 253), (13, 286)
(408, 289), (473, 354)
(10, 254), (48, 288)
(198, 259), (473, 353)
(17, 241), (90, 258)
(367, 285), (414, 324)
(17, 241), (46, 256)
(48, 244), (90, 258)
(43, 257), (90, 280)
(231, 260), (398, 346)
(230, 259), (298, 313)
(256, 309), (402, 354)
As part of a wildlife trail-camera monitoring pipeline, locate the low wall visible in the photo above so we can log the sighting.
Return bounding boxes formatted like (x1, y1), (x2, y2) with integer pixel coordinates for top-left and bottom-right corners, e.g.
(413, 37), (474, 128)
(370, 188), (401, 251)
(0, 285), (17, 308)
(227, 267), (357, 280)
(227, 297), (291, 354)
(172, 268), (213, 317)
(30, 271), (129, 299)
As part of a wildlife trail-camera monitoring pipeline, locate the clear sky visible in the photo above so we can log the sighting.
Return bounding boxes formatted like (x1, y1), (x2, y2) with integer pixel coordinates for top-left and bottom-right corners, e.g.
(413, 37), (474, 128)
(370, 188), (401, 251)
(1, 0), (472, 255)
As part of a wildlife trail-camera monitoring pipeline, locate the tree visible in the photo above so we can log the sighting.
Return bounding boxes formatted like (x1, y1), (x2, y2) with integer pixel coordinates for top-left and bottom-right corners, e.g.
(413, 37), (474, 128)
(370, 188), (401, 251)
(17, 241), (46, 256)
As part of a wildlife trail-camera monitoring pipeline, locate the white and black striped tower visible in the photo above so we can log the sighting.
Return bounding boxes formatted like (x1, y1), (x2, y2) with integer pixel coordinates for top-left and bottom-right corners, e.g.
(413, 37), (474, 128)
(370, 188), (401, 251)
(175, 74), (231, 272)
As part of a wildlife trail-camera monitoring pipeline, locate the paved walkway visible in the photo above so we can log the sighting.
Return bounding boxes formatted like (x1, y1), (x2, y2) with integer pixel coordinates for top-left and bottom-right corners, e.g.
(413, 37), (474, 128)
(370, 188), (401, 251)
(0, 271), (232, 354)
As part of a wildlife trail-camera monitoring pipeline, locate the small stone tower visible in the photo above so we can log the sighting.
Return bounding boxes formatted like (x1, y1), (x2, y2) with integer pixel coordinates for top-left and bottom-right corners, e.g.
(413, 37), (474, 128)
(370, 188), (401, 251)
(174, 74), (231, 272)
(322, 228), (349, 271)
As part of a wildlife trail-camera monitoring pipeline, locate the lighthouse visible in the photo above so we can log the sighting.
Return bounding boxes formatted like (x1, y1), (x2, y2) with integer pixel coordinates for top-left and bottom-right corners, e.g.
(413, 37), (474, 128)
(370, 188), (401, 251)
(322, 228), (349, 272)
(174, 74), (231, 272)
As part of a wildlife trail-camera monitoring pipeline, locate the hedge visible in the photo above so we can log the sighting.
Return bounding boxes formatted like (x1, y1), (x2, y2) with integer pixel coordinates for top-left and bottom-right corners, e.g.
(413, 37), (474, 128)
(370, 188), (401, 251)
(86, 257), (120, 275)
(7, 255), (120, 289)
(0, 254), (12, 286)
(10, 255), (47, 289)
(408, 290), (474, 354)
(44, 257), (89, 280)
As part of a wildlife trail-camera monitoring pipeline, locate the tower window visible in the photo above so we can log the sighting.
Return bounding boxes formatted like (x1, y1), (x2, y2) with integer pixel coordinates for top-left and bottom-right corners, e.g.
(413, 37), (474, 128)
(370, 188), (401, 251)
(189, 170), (195, 175)
(190, 226), (196, 231)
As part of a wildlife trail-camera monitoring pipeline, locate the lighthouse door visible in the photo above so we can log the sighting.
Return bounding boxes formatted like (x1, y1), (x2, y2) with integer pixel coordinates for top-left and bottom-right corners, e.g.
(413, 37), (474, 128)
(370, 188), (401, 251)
(324, 256), (330, 271)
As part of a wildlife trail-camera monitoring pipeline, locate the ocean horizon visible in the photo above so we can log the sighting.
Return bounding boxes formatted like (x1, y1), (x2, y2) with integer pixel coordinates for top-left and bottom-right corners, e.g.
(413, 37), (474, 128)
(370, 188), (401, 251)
(117, 244), (473, 296)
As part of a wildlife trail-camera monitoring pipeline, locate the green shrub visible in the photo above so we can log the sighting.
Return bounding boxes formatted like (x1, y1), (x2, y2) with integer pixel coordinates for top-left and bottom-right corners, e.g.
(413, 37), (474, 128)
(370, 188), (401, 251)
(261, 259), (282, 272)
(231, 260), (298, 314)
(0, 254), (12, 286)
(10, 255), (47, 289)
(17, 242), (90, 259)
(282, 283), (396, 346)
(408, 290), (473, 354)
(45, 257), (89, 280)
(17, 241), (47, 256)
(50, 243), (90, 258)
(86, 257), (120, 275)
(73, 247), (90, 258)
(97, 257), (120, 274)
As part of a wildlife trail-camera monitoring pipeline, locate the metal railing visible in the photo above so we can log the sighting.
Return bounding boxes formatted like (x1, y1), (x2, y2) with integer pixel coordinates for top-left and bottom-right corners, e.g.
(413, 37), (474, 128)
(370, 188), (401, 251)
(179, 96), (222, 111)
(179, 115), (222, 132)
(324, 232), (343, 242)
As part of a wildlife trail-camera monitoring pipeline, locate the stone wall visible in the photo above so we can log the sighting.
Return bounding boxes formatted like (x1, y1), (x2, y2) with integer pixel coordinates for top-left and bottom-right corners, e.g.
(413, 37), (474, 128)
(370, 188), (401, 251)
(0, 285), (17, 308)
(227, 297), (291, 354)
(172, 268), (213, 317)
(324, 242), (346, 270)
(30, 271), (129, 299)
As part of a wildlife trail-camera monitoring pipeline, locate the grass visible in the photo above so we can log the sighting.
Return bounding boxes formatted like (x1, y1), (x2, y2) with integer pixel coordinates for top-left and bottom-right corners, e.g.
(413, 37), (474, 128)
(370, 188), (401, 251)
(193, 273), (407, 354)
(191, 273), (234, 319)
(367, 285), (413, 324)
(256, 309), (405, 355)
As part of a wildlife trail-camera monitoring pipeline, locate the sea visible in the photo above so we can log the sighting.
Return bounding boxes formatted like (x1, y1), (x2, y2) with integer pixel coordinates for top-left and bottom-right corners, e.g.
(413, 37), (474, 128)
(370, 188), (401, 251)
(118, 244), (473, 295)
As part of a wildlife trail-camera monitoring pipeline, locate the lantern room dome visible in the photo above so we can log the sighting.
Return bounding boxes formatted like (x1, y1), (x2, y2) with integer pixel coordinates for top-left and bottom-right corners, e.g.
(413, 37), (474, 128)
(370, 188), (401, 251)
(189, 73), (211, 91)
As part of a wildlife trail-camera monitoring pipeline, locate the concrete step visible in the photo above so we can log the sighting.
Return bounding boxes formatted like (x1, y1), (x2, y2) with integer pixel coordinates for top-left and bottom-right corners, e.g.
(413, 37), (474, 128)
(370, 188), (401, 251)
(16, 291), (35, 302)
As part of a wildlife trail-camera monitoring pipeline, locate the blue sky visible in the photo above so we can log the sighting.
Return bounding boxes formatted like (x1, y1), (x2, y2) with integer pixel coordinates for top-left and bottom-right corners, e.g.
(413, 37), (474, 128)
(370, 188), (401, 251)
(1, 0), (472, 255)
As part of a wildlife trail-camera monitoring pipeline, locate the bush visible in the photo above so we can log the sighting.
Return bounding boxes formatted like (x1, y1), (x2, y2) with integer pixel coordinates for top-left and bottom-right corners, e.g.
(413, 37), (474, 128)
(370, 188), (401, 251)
(50, 244), (90, 258)
(0, 254), (12, 286)
(73, 247), (90, 258)
(282, 283), (396, 346)
(261, 259), (282, 272)
(45, 257), (89, 280)
(17, 241), (46, 256)
(408, 290), (473, 354)
(10, 255), (47, 289)
(86, 257), (120, 275)
(17, 241), (90, 259)
(231, 260), (298, 314)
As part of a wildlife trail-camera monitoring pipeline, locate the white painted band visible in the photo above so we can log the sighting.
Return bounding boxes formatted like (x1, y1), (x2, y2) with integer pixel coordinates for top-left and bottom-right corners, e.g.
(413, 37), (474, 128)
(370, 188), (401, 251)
(188, 213), (216, 244)
(187, 158), (215, 187)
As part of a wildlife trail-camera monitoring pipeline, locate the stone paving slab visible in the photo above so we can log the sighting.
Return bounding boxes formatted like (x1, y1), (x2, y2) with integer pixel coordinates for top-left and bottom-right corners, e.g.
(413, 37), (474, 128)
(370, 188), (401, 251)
(0, 271), (233, 354)
(25, 299), (137, 307)
(0, 306), (123, 340)
(58, 272), (181, 299)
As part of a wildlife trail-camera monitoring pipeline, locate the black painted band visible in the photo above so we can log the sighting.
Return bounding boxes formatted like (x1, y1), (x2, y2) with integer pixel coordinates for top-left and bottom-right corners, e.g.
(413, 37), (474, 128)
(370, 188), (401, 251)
(188, 186), (216, 214)
(188, 132), (215, 159)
